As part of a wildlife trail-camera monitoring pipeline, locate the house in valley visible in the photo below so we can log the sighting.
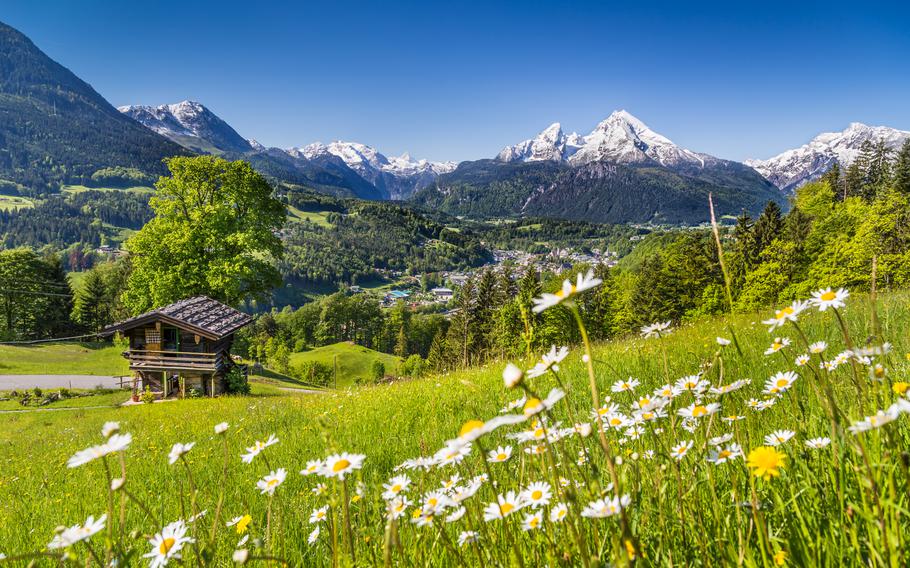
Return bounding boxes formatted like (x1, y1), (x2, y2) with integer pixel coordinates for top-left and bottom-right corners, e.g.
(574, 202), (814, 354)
(102, 296), (252, 398)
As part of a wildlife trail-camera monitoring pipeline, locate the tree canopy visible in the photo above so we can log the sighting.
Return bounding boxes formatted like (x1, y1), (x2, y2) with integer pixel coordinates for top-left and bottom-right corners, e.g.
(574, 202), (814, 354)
(122, 156), (285, 314)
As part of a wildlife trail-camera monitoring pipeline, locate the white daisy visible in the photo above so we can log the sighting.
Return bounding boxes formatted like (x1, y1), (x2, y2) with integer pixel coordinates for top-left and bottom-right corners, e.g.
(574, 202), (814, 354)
(762, 300), (809, 331)
(764, 430), (795, 446)
(483, 491), (525, 521)
(521, 511), (544, 531)
(670, 440), (693, 460)
(487, 445), (513, 463)
(531, 270), (601, 313)
(144, 520), (194, 568)
(47, 514), (106, 549)
(526, 345), (569, 378)
(256, 469), (287, 495)
(321, 453), (366, 479)
(804, 437), (831, 449)
(300, 459), (324, 476)
(168, 442), (195, 465)
(241, 434), (278, 464)
(458, 531), (480, 546)
(521, 482), (552, 509)
(549, 502), (569, 523)
(309, 506), (329, 524)
(101, 422), (120, 438)
(810, 287), (849, 311)
(502, 363), (524, 389)
(214, 422), (229, 434)
(641, 321), (672, 339)
(580, 494), (631, 518)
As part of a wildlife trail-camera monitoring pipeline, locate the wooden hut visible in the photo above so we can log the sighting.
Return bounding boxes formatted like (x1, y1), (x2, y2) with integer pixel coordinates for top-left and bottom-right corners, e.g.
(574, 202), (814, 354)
(103, 296), (252, 398)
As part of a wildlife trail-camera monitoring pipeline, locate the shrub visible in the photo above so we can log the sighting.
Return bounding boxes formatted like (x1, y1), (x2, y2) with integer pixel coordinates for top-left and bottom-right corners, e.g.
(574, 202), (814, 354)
(139, 386), (155, 404)
(399, 354), (425, 378)
(370, 360), (385, 382)
(291, 361), (333, 387)
(224, 367), (251, 395)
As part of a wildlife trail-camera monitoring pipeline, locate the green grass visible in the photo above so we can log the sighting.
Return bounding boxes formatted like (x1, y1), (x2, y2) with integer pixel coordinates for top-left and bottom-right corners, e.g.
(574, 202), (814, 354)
(287, 205), (333, 227)
(1, 292), (909, 565)
(0, 342), (129, 375)
(289, 341), (401, 387)
(0, 389), (131, 411)
(0, 194), (34, 211)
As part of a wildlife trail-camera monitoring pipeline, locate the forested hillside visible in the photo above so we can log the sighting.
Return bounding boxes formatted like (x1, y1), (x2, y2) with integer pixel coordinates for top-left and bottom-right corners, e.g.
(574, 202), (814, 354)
(0, 22), (187, 195)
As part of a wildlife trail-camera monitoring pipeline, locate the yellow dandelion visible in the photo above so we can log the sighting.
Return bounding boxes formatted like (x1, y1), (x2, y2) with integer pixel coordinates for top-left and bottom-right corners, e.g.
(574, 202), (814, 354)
(747, 446), (786, 481)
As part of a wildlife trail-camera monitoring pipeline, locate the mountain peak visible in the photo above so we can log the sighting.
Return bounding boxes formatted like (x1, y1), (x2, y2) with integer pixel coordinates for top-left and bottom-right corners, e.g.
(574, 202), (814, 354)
(120, 100), (252, 154)
(746, 122), (910, 191)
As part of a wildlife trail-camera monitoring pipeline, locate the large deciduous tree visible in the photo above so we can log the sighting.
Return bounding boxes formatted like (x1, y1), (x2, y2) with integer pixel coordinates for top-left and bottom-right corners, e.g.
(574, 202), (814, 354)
(122, 156), (285, 313)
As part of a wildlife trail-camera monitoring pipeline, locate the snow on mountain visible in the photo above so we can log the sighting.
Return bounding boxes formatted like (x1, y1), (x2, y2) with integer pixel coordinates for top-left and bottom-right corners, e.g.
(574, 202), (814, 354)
(496, 122), (583, 163)
(290, 141), (455, 199)
(745, 123), (910, 192)
(119, 100), (252, 154)
(497, 110), (712, 168)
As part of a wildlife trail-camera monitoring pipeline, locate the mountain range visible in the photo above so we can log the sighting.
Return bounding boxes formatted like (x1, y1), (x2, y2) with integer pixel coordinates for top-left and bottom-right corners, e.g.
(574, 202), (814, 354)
(745, 123), (910, 192)
(2, 19), (908, 224)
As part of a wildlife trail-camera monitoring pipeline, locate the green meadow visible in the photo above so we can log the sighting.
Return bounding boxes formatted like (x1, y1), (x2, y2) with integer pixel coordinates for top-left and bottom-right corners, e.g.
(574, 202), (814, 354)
(289, 342), (402, 387)
(0, 291), (908, 565)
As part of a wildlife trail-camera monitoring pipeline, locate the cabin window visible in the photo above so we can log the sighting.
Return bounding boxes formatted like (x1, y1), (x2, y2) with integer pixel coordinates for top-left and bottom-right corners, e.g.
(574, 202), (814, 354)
(145, 329), (161, 344)
(162, 327), (180, 351)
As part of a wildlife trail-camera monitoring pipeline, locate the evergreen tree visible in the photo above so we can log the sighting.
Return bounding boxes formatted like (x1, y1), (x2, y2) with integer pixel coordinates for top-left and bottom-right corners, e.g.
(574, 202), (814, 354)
(72, 269), (109, 332)
(445, 278), (476, 368)
(753, 201), (783, 253)
(821, 162), (841, 194)
(893, 139), (910, 195)
(426, 330), (449, 372)
(472, 268), (498, 359)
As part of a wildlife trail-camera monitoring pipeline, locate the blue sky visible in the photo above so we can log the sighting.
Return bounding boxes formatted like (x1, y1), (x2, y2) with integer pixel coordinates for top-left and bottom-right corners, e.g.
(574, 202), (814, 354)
(4, 0), (910, 162)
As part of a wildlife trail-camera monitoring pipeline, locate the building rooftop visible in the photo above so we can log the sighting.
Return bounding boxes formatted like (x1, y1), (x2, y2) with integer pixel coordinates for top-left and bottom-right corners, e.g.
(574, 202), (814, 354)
(102, 296), (253, 340)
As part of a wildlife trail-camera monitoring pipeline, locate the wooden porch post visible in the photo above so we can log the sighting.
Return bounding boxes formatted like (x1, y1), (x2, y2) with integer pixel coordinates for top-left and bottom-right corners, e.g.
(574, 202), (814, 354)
(162, 371), (168, 398)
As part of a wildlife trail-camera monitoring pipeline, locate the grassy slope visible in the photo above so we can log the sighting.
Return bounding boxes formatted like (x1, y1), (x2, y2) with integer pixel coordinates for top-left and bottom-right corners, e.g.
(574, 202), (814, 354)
(289, 341), (401, 387)
(0, 194), (34, 211)
(0, 342), (129, 375)
(0, 293), (908, 562)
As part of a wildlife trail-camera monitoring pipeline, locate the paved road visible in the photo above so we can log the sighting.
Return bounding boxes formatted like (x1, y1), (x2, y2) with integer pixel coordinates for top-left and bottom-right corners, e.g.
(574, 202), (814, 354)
(0, 375), (124, 390)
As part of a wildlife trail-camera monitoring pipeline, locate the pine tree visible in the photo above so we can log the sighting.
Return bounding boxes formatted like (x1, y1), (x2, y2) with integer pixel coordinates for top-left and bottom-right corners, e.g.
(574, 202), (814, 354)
(821, 162), (841, 194)
(893, 140), (910, 195)
(753, 201), (784, 254)
(445, 278), (476, 368)
(72, 269), (109, 332)
(426, 330), (449, 372)
(472, 268), (498, 360)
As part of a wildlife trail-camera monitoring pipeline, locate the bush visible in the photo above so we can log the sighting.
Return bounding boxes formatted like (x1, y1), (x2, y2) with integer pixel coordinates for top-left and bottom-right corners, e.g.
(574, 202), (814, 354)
(399, 354), (425, 378)
(224, 367), (251, 395)
(187, 387), (203, 399)
(139, 386), (155, 404)
(370, 360), (385, 382)
(291, 361), (333, 387)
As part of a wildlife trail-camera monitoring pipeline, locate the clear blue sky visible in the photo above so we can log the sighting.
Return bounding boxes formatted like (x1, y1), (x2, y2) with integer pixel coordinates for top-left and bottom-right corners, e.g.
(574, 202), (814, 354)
(4, 0), (909, 162)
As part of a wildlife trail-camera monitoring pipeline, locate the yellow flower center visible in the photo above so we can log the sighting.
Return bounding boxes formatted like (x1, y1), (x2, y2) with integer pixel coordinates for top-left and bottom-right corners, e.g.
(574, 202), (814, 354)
(267, 478), (280, 487)
(236, 515), (251, 533)
(333, 459), (351, 472)
(692, 405), (708, 417)
(775, 306), (794, 319)
(555, 285), (576, 299)
(718, 450), (732, 459)
(500, 503), (514, 514)
(820, 291), (837, 301)
(392, 484), (401, 493)
(159, 537), (176, 555)
(776, 379), (789, 388)
(523, 399), (541, 415)
(610, 417), (622, 426)
(459, 420), (484, 438)
(557, 509), (566, 518)
(893, 382), (910, 395)
(529, 517), (540, 527)
(531, 490), (543, 500)
(496, 453), (507, 461)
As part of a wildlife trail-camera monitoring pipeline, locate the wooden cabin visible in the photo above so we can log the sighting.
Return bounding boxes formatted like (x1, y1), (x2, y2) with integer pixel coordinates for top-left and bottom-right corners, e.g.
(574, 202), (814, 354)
(103, 296), (252, 398)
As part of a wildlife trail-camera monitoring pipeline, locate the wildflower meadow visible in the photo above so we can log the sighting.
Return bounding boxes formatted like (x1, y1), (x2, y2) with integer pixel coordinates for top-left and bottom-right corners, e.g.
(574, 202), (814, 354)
(2, 277), (910, 566)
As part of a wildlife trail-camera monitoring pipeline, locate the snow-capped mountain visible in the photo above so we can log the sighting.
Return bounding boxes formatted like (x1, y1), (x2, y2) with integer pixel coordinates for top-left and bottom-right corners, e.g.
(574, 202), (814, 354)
(292, 141), (455, 199)
(496, 123), (583, 163)
(119, 100), (252, 154)
(497, 110), (715, 168)
(745, 123), (910, 192)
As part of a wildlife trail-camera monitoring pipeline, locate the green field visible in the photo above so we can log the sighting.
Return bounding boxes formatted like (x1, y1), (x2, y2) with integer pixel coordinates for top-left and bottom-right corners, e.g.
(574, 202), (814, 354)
(0, 194), (34, 211)
(0, 342), (129, 375)
(289, 341), (401, 387)
(287, 205), (333, 227)
(1, 292), (909, 565)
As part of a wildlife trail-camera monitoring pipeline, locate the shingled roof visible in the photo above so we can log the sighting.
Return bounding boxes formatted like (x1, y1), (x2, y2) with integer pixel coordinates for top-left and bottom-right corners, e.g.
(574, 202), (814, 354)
(103, 296), (253, 340)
